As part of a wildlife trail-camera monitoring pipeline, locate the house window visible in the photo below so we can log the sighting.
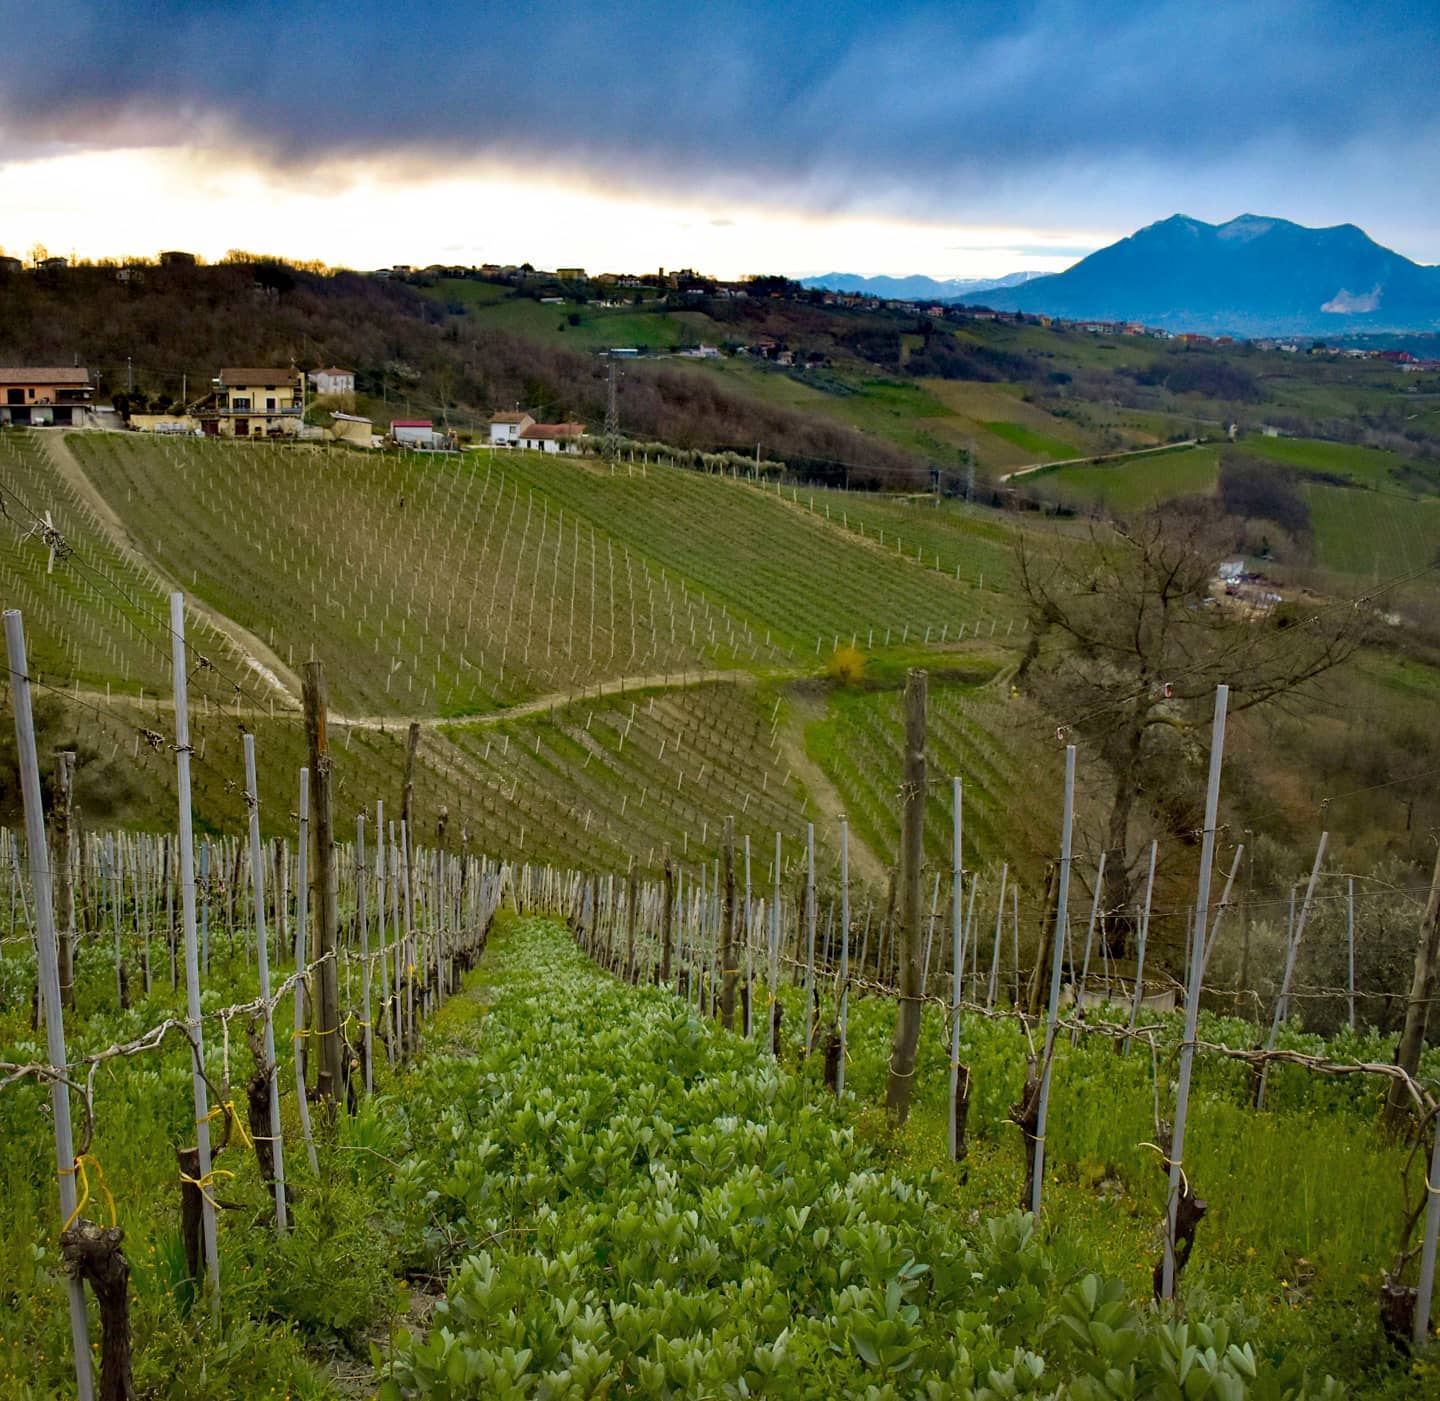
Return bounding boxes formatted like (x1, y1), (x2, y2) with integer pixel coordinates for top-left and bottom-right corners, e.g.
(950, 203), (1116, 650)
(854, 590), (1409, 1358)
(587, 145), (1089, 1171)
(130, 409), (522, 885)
(233, 396), (251, 411)
(266, 397), (277, 411)
(5, 389), (21, 405)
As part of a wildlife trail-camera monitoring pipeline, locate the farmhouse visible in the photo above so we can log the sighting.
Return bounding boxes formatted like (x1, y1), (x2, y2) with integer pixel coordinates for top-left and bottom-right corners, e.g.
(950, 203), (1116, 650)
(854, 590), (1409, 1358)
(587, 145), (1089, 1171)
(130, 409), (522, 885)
(0, 367), (95, 426)
(488, 411), (535, 445)
(200, 368), (304, 437)
(517, 422), (585, 454)
(0, 255), (22, 274)
(308, 366), (355, 399)
(391, 419), (454, 450)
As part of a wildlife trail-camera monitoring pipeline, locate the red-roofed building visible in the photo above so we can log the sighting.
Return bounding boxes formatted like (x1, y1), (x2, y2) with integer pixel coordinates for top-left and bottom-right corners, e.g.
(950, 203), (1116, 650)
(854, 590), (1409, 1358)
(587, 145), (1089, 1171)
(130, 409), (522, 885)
(517, 422), (586, 454)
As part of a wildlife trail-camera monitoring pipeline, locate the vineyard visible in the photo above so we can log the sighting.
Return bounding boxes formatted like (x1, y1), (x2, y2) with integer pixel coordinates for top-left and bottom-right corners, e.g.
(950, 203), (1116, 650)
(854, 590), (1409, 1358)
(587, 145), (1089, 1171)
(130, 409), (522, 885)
(4, 425), (1440, 1398)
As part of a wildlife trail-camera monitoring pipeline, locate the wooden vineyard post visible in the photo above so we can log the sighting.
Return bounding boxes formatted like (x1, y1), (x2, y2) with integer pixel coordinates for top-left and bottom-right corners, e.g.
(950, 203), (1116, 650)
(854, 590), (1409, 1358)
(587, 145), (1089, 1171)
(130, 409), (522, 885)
(243, 734), (288, 1232)
(294, 770), (318, 1173)
(303, 661), (344, 1111)
(1031, 744), (1075, 1214)
(949, 776), (971, 1162)
(168, 594), (221, 1303)
(886, 669), (927, 1125)
(53, 750), (76, 1010)
(5, 610), (96, 1399)
(770, 832), (782, 1058)
(1160, 685), (1228, 1302)
(721, 817), (738, 1029)
(401, 720), (420, 848)
(836, 817), (850, 1098)
(661, 848), (674, 985)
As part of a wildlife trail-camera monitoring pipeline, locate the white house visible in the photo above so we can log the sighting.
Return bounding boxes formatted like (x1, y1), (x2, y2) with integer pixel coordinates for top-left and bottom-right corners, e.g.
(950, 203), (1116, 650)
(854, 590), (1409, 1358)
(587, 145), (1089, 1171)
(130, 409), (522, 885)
(309, 366), (355, 399)
(517, 423), (585, 454)
(489, 411), (535, 445)
(391, 419), (454, 449)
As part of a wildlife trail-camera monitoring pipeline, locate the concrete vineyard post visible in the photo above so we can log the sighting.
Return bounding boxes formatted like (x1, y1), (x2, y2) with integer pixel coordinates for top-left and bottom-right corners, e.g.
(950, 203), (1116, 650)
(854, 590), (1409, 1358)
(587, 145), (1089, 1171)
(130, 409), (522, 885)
(1032, 744), (1076, 1215)
(375, 801), (392, 1067)
(303, 660), (344, 1109)
(1257, 831), (1328, 1110)
(167, 594), (221, 1302)
(1160, 686), (1228, 1301)
(743, 835), (753, 1039)
(199, 838), (210, 975)
(626, 868), (638, 984)
(837, 816), (850, 1098)
(5, 609), (95, 1400)
(770, 832), (782, 1058)
(401, 820), (415, 1052)
(243, 734), (288, 1232)
(1347, 878), (1356, 1033)
(886, 669), (927, 1125)
(1415, 1113), (1440, 1345)
(1200, 845), (1245, 979)
(721, 817), (737, 1030)
(53, 750), (76, 1010)
(1075, 851), (1106, 1030)
(661, 848), (674, 985)
(357, 816), (373, 1095)
(1125, 841), (1158, 1054)
(949, 776), (969, 1161)
(804, 823), (816, 1053)
(294, 770), (318, 1174)
(987, 863), (1008, 1008)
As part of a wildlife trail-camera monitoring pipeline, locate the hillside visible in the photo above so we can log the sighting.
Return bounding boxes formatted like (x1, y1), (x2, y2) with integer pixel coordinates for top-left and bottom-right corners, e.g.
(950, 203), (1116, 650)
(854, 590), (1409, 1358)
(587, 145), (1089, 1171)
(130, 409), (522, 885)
(985, 214), (1440, 335)
(8, 258), (1440, 495)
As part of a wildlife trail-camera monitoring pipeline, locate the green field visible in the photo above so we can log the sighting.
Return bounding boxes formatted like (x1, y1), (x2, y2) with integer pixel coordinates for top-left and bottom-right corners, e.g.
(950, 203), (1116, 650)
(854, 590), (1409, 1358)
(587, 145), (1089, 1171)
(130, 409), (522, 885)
(1030, 444), (1223, 512)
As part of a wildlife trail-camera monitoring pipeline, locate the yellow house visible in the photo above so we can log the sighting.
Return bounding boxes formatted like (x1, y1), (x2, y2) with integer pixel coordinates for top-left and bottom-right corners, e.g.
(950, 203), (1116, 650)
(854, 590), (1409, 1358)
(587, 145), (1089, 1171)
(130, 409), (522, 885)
(201, 367), (304, 437)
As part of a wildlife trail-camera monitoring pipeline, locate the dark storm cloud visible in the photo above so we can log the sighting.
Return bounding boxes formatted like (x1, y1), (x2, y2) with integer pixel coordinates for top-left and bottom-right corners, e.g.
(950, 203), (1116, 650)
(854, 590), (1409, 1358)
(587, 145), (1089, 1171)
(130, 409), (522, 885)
(2, 0), (1437, 227)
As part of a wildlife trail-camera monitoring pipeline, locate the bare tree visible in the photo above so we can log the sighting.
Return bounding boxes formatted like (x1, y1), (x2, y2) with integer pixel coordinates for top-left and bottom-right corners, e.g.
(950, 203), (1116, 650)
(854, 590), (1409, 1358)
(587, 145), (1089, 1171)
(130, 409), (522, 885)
(1015, 504), (1365, 953)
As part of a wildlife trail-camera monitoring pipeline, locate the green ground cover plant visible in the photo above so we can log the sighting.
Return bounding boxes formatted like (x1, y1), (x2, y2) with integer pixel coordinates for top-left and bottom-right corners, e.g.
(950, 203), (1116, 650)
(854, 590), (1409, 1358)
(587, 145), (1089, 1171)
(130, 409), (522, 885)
(379, 915), (1364, 1398)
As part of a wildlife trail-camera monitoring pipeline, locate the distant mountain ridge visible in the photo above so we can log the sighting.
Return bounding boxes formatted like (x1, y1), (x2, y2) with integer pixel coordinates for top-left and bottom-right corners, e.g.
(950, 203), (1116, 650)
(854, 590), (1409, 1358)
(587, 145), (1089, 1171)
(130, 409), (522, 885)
(800, 270), (1043, 301)
(978, 214), (1440, 335)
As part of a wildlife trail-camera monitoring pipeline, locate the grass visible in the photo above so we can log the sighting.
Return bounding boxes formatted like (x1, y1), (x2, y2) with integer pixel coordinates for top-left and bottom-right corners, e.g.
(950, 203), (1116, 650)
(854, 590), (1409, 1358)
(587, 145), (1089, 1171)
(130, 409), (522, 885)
(979, 419), (1080, 460)
(1030, 444), (1223, 512)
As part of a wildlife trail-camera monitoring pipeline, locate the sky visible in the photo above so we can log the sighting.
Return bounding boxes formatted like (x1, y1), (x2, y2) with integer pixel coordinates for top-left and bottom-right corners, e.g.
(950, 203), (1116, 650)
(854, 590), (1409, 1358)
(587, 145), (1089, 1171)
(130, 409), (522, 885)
(1, 0), (1437, 280)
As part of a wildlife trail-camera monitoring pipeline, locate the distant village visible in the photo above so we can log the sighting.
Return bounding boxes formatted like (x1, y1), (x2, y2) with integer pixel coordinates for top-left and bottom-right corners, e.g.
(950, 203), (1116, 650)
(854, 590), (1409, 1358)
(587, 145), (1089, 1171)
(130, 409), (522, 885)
(1, 250), (1436, 450)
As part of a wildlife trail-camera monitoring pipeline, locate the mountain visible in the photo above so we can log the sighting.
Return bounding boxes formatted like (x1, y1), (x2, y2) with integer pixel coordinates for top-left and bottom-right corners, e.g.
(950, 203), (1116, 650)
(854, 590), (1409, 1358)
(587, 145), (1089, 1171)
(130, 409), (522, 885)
(978, 214), (1440, 336)
(799, 270), (1043, 301)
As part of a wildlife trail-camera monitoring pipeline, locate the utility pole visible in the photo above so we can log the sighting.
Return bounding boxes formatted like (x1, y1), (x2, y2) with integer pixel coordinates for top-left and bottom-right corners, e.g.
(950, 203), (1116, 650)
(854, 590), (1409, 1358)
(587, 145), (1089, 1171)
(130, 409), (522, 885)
(126, 356), (133, 394)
